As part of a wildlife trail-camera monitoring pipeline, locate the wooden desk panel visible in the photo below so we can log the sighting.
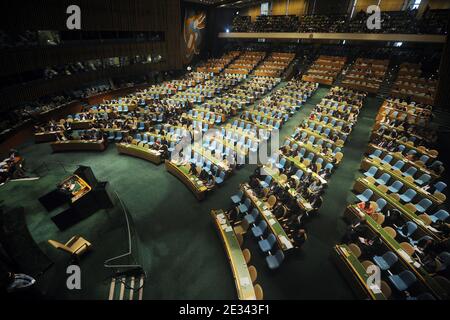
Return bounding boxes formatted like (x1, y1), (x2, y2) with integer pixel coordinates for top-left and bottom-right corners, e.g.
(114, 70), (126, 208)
(333, 244), (387, 300)
(116, 143), (162, 165)
(211, 209), (257, 300)
(165, 160), (208, 201)
(50, 140), (107, 152)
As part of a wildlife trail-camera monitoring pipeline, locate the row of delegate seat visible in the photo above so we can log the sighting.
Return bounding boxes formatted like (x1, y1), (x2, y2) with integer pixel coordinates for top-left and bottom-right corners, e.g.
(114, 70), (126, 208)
(304, 119), (348, 142)
(282, 139), (336, 173)
(241, 112), (283, 131)
(291, 125), (342, 149)
(230, 121), (271, 141)
(345, 97), (449, 298)
(202, 137), (254, 159)
(368, 145), (443, 177)
(188, 151), (228, 186)
(230, 190), (286, 270)
(246, 110), (290, 123)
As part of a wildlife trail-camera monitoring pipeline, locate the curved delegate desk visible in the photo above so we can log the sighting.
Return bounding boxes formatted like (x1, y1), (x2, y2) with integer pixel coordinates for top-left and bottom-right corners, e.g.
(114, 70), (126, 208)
(116, 143), (162, 165)
(34, 131), (63, 143)
(344, 204), (448, 299)
(241, 183), (294, 251)
(51, 139), (107, 152)
(165, 160), (208, 200)
(353, 177), (442, 241)
(211, 209), (257, 300)
(333, 244), (387, 300)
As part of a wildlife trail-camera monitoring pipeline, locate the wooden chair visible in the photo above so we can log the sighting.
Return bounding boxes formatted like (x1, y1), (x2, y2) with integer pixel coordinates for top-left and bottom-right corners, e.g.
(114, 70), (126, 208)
(362, 260), (375, 270)
(383, 226), (397, 239)
(242, 248), (251, 264)
(267, 195), (277, 209)
(366, 176), (376, 184)
(372, 212), (385, 225)
(404, 175), (414, 183)
(404, 203), (417, 213)
(378, 184), (388, 193)
(335, 152), (343, 163)
(400, 242), (415, 256)
(48, 235), (91, 258)
(348, 243), (362, 258)
(434, 192), (446, 202)
(418, 214), (432, 225)
(316, 163), (322, 173)
(279, 174), (288, 184)
(414, 160), (425, 168)
(261, 187), (270, 200)
(390, 193), (400, 201)
(429, 150), (438, 157)
(254, 284), (264, 300)
(248, 265), (258, 283)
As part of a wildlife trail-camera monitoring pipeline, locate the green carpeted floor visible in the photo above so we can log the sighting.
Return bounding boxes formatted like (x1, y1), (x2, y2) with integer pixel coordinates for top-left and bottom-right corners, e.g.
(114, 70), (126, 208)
(0, 85), (383, 299)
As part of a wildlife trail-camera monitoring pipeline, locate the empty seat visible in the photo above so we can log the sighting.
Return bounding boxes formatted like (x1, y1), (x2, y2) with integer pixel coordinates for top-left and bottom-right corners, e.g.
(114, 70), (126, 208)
(415, 198), (432, 213)
(429, 209), (449, 223)
(375, 198), (387, 212)
(230, 190), (243, 204)
(392, 160), (405, 171)
(356, 189), (373, 202)
(387, 180), (403, 193)
(376, 173), (391, 186)
(399, 189), (417, 203)
(403, 167), (417, 178)
(238, 198), (251, 214)
(265, 249), (285, 270)
(373, 251), (398, 271)
(381, 155), (393, 165)
(415, 174), (431, 186)
(258, 234), (277, 253)
(252, 220), (268, 238)
(434, 181), (447, 193)
(388, 270), (417, 292)
(244, 208), (259, 225)
(364, 166), (378, 178)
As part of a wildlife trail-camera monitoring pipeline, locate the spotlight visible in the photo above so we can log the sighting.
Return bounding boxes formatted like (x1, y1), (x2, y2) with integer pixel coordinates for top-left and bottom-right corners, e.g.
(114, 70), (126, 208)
(226, 28), (230, 33)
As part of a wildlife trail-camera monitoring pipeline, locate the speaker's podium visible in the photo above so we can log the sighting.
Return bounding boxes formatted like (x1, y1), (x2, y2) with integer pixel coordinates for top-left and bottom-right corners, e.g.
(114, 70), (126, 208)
(39, 166), (113, 230)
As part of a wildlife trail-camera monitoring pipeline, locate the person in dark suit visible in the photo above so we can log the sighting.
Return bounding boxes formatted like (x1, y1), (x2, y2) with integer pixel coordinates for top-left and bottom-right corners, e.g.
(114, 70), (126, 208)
(292, 229), (307, 248)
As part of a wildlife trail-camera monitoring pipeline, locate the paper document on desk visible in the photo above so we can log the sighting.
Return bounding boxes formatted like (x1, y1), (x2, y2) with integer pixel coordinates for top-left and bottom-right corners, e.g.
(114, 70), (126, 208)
(240, 277), (251, 287)
(224, 226), (233, 233)
(279, 235), (293, 249)
(268, 219), (277, 226)
(397, 249), (413, 263)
